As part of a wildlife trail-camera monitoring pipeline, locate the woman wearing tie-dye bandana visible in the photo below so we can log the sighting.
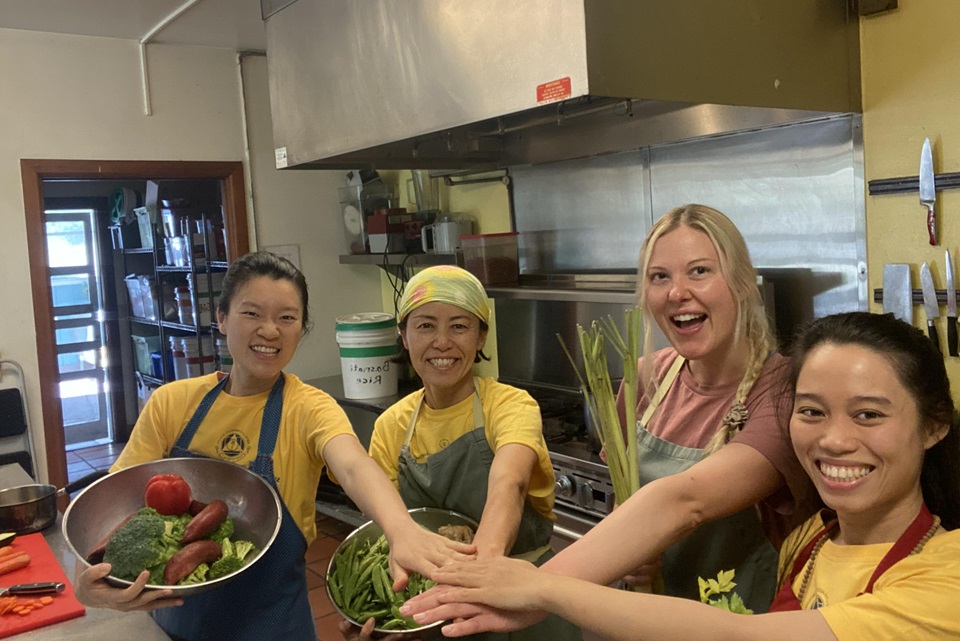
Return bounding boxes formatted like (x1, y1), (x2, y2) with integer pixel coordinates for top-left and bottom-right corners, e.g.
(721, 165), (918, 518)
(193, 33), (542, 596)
(342, 265), (581, 641)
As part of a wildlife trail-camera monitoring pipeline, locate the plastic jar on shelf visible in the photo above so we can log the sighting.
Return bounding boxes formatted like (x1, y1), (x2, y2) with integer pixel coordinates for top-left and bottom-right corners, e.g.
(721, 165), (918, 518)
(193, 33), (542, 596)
(174, 286), (194, 326)
(169, 336), (187, 381)
(181, 335), (215, 378)
(215, 336), (233, 373)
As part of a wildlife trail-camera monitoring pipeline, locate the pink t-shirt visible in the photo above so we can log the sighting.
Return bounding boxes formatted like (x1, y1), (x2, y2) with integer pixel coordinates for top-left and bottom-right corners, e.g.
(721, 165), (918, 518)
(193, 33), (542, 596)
(617, 348), (815, 546)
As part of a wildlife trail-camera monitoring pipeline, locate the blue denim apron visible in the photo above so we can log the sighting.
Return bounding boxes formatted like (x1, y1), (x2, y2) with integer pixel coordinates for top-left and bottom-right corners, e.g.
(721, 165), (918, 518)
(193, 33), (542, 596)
(398, 380), (581, 641)
(152, 374), (318, 641)
(637, 356), (778, 613)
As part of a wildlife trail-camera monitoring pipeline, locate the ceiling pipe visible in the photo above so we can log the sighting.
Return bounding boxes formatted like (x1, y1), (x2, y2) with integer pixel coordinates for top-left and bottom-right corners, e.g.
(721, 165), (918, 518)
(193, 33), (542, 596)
(139, 0), (205, 116)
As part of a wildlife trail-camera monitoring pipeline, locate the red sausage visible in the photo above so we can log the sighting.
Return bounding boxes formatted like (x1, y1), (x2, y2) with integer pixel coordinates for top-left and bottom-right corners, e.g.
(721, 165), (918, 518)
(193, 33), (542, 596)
(180, 499), (228, 544)
(162, 540), (222, 585)
(86, 512), (138, 564)
(188, 499), (208, 516)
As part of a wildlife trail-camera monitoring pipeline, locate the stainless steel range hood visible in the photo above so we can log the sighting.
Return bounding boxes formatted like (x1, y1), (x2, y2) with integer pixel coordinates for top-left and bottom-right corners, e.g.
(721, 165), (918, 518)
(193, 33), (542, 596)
(263, 0), (861, 170)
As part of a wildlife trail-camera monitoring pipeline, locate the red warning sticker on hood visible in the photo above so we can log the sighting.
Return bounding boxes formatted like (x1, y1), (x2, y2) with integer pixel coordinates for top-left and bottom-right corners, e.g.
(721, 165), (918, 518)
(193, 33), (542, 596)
(537, 77), (572, 104)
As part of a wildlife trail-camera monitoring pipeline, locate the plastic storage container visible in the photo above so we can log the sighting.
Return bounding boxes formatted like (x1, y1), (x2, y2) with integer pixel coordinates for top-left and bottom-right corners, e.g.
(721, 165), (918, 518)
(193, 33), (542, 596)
(335, 313), (400, 399)
(132, 335), (162, 376)
(215, 336), (233, 373)
(124, 275), (145, 318)
(460, 232), (519, 286)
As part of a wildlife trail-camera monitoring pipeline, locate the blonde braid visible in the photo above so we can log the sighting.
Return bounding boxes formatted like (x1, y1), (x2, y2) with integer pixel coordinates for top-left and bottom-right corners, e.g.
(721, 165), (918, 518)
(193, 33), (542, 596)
(703, 303), (777, 455)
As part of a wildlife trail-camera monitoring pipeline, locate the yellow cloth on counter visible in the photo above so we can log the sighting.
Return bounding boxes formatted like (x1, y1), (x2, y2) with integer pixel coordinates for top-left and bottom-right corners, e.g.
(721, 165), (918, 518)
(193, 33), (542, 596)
(397, 264), (491, 323)
(369, 376), (556, 521)
(111, 372), (354, 545)
(779, 512), (960, 640)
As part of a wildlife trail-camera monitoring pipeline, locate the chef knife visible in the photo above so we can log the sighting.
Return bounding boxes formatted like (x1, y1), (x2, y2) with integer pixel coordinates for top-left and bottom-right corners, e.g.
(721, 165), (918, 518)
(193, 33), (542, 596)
(0, 581), (65, 597)
(882, 263), (913, 324)
(920, 137), (937, 246)
(947, 250), (958, 356)
(920, 262), (941, 353)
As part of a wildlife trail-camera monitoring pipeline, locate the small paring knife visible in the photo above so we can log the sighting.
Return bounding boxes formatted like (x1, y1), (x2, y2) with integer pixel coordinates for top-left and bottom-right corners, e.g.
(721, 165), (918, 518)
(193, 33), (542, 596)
(920, 262), (941, 353)
(947, 250), (958, 356)
(0, 581), (65, 598)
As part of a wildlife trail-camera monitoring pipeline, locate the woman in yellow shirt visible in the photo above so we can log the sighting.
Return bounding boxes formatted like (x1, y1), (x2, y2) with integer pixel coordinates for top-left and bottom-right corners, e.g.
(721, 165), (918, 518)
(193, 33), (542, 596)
(344, 264), (580, 641)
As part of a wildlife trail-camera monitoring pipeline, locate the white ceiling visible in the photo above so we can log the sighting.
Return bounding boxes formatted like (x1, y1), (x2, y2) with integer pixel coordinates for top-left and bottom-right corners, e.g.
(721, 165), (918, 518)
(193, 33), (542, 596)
(0, 0), (268, 51)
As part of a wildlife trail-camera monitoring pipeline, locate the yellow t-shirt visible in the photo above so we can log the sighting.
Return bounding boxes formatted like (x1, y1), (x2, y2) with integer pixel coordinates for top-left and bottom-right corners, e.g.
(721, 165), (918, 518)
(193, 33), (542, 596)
(111, 372), (355, 545)
(778, 512), (960, 640)
(368, 377), (556, 521)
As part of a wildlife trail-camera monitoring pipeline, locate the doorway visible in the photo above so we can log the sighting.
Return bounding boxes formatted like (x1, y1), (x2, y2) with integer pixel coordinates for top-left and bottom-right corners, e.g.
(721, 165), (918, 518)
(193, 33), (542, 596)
(21, 159), (249, 490)
(44, 207), (113, 449)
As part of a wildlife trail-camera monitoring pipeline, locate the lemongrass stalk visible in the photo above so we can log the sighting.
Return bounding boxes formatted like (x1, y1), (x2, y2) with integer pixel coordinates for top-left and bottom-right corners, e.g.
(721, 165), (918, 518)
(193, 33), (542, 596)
(558, 311), (643, 503)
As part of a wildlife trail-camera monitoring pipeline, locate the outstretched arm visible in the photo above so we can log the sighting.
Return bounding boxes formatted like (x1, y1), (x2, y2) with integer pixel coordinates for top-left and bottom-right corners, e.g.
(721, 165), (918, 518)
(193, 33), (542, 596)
(543, 443), (783, 584)
(472, 443), (538, 558)
(323, 434), (476, 588)
(413, 556), (837, 641)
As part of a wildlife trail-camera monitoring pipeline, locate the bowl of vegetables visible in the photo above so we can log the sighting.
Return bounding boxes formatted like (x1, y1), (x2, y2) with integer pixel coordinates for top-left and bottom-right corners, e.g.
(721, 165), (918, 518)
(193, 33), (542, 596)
(62, 457), (282, 597)
(327, 507), (478, 637)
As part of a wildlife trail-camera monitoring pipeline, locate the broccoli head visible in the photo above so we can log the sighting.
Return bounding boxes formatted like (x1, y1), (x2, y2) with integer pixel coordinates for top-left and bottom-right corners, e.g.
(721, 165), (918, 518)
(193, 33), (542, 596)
(208, 516), (235, 543)
(103, 508), (182, 582)
(207, 538), (259, 580)
(179, 562), (211, 585)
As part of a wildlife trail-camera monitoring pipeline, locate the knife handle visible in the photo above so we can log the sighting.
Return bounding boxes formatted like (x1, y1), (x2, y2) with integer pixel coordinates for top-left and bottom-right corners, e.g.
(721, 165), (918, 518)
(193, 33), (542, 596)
(5, 582), (65, 595)
(928, 320), (941, 353)
(927, 205), (937, 246)
(949, 317), (958, 357)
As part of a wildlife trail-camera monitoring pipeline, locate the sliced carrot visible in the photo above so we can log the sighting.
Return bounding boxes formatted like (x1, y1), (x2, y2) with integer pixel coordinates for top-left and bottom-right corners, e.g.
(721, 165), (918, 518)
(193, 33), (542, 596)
(39, 596), (54, 604)
(17, 609), (30, 615)
(0, 547), (18, 558)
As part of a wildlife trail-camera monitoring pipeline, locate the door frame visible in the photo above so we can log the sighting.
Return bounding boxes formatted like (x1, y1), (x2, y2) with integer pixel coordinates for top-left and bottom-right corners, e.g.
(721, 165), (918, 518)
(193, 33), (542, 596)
(21, 159), (250, 490)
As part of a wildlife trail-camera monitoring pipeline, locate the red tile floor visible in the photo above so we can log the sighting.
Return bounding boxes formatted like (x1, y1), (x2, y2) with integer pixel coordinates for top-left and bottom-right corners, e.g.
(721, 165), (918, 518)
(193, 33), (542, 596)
(308, 513), (353, 639)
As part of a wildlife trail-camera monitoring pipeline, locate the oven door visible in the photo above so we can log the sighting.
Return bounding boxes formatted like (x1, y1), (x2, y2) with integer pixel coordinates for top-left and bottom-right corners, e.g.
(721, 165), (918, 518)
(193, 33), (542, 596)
(551, 504), (602, 547)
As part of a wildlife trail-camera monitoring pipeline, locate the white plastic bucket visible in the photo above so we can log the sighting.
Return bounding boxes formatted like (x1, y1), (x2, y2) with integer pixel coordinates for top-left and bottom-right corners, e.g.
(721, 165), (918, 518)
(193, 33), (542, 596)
(335, 313), (400, 399)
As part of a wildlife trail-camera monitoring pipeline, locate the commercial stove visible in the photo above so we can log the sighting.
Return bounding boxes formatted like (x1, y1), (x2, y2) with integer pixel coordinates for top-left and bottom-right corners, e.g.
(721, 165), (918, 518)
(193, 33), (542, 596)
(520, 385), (617, 541)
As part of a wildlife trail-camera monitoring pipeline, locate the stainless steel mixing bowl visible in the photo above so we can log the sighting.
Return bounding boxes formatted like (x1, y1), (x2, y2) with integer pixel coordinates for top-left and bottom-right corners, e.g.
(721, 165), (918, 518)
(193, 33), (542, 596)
(62, 457), (282, 597)
(327, 507), (479, 638)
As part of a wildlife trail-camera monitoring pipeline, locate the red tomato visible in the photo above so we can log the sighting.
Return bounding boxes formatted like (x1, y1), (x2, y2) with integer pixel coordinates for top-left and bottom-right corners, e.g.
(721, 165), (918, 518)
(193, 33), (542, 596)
(144, 473), (193, 516)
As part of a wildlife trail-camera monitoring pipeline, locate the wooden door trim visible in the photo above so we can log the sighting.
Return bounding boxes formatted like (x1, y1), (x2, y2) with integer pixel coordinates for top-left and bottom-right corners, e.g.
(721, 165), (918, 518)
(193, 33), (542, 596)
(20, 159), (249, 490)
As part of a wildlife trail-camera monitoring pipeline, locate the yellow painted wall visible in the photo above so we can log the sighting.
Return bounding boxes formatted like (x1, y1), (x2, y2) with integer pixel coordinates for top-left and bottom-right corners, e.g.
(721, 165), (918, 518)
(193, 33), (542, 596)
(861, 1), (960, 389)
(376, 172), (511, 379)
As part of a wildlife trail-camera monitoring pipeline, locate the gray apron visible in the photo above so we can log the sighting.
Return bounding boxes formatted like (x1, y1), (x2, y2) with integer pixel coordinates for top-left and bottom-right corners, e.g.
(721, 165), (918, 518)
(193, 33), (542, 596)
(153, 374), (318, 641)
(637, 356), (778, 613)
(398, 379), (582, 641)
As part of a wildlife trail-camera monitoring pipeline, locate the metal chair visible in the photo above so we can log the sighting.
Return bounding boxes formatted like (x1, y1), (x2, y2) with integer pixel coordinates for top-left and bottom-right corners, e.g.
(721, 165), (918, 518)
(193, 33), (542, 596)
(0, 360), (38, 481)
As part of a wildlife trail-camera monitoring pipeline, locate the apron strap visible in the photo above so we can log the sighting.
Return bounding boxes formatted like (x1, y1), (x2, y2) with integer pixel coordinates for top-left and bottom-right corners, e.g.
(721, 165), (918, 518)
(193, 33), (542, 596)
(861, 503), (935, 595)
(640, 355), (685, 426)
(174, 374), (230, 450)
(403, 378), (483, 447)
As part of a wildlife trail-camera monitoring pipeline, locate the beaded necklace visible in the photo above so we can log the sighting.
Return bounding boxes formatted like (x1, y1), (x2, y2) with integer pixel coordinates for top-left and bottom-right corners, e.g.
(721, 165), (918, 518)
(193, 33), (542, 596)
(796, 515), (942, 606)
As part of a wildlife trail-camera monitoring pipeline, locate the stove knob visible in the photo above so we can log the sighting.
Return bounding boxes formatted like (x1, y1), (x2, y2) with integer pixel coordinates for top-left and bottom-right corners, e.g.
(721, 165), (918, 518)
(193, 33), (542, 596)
(555, 475), (575, 499)
(576, 481), (594, 508)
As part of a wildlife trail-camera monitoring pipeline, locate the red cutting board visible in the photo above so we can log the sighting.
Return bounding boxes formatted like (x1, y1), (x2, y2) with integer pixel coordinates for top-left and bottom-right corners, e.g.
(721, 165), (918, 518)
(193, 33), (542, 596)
(0, 533), (85, 638)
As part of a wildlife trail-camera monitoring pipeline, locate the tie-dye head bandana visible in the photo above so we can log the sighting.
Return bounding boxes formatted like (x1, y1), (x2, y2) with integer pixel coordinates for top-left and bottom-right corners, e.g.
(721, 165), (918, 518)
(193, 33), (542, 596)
(397, 265), (491, 324)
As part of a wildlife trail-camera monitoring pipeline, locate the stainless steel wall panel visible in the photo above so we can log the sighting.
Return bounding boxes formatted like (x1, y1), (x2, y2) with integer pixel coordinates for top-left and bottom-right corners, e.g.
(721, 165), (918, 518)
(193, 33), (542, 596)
(508, 115), (865, 328)
(511, 153), (648, 273)
(495, 298), (635, 390)
(649, 116), (865, 320)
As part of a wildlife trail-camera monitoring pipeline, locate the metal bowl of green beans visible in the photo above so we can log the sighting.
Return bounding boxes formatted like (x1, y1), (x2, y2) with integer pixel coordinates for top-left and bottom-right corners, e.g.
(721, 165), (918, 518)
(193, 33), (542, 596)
(326, 507), (478, 636)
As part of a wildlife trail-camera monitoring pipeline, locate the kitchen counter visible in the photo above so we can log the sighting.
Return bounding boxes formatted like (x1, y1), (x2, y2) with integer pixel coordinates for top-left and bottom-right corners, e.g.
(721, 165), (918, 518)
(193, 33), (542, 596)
(0, 464), (171, 641)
